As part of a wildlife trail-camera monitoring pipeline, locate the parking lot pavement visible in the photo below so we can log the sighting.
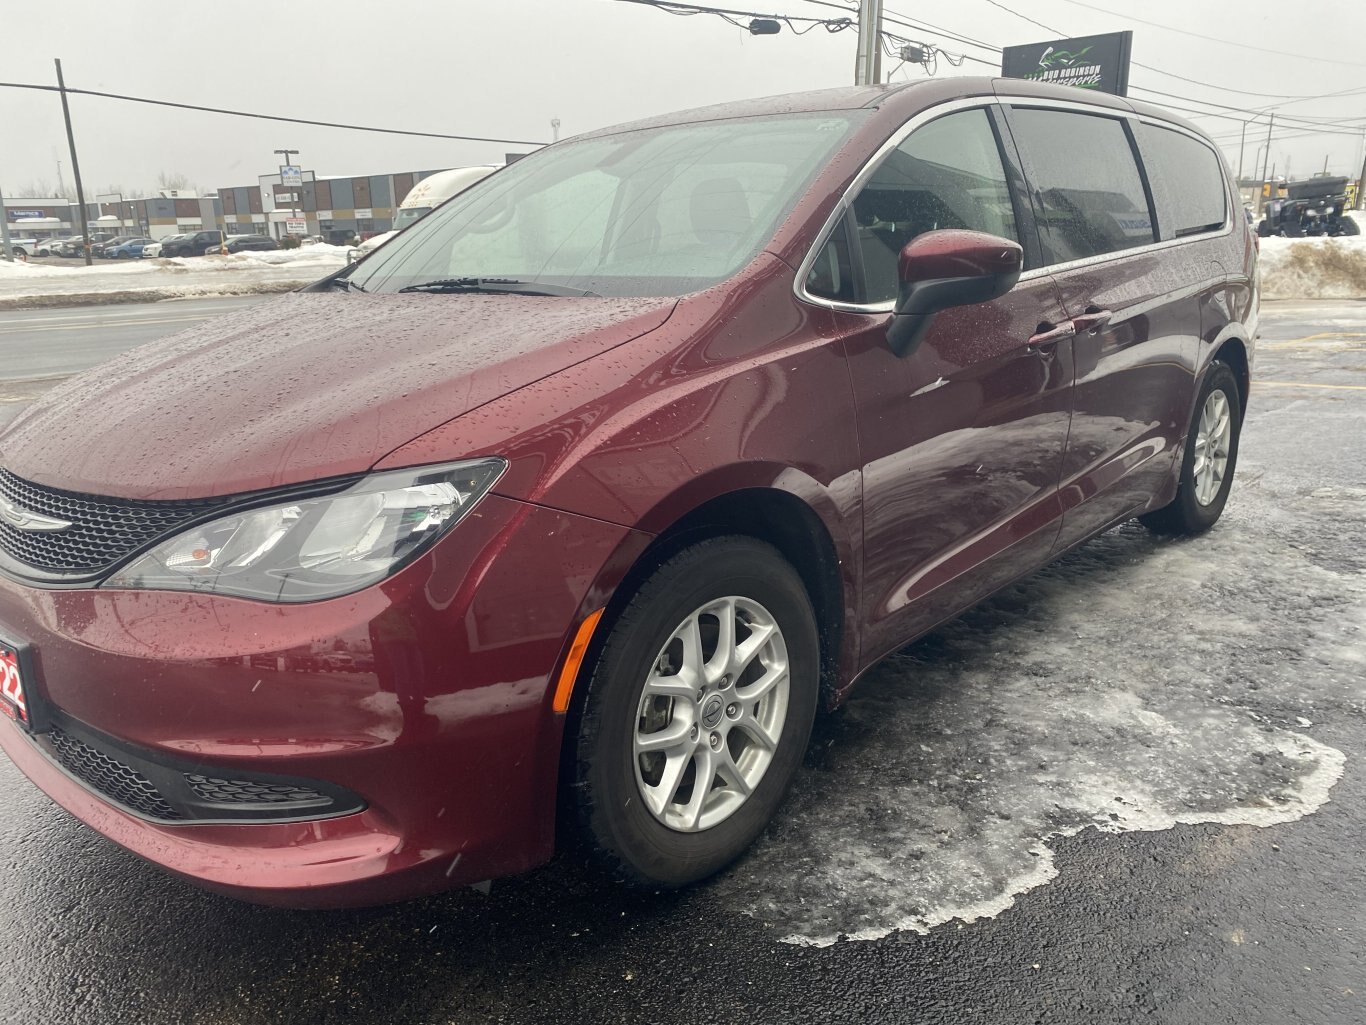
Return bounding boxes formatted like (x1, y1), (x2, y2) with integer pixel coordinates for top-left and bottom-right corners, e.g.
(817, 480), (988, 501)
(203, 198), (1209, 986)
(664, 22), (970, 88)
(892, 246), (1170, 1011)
(0, 300), (1362, 1023)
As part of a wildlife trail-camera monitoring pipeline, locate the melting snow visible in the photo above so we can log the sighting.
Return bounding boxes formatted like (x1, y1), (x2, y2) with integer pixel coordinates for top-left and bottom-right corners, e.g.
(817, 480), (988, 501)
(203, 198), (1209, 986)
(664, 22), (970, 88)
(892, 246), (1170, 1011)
(716, 473), (1359, 945)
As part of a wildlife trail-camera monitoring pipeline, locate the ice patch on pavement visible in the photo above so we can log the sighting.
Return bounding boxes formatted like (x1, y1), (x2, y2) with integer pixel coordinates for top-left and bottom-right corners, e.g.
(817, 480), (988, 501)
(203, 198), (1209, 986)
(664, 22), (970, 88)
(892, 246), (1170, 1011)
(717, 480), (1361, 946)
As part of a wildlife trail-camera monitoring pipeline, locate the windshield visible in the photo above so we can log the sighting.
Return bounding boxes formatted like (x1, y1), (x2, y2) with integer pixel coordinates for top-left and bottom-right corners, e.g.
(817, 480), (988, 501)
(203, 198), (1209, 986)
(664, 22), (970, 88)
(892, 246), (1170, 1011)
(393, 206), (432, 230)
(347, 111), (864, 297)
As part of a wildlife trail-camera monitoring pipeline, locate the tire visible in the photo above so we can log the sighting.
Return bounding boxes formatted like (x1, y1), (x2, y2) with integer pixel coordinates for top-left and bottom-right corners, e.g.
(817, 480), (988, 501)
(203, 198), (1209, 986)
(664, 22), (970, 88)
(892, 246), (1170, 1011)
(1141, 361), (1242, 535)
(1338, 216), (1361, 236)
(573, 536), (819, 887)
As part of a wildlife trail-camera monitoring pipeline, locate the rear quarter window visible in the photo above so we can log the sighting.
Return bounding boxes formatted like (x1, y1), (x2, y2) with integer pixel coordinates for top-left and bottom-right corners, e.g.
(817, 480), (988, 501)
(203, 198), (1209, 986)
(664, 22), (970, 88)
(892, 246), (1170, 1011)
(1008, 107), (1156, 265)
(1137, 123), (1228, 239)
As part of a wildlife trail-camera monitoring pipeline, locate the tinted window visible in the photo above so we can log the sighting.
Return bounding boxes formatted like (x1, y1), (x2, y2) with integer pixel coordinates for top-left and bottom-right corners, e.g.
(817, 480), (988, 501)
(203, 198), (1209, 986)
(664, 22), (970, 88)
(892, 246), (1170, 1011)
(349, 112), (864, 298)
(1139, 124), (1227, 238)
(1009, 108), (1155, 264)
(810, 108), (1018, 305)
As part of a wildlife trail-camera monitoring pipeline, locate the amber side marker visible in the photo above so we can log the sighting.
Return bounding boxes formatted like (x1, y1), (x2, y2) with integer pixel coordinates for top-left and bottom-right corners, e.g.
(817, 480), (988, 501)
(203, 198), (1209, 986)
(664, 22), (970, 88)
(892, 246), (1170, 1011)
(553, 608), (605, 713)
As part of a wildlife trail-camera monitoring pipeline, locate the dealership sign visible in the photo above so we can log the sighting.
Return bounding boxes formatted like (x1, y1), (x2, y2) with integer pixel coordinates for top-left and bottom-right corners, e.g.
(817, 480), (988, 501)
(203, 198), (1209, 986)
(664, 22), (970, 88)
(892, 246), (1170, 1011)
(7, 210), (45, 221)
(1001, 31), (1133, 96)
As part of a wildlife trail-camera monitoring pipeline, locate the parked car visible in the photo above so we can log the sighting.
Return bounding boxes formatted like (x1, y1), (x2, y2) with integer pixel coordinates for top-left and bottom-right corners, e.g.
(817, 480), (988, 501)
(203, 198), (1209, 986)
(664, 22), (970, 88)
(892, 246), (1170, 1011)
(92, 236), (139, 258)
(203, 234), (280, 255)
(6, 238), (36, 259)
(0, 78), (1256, 908)
(35, 236), (81, 257)
(141, 237), (175, 259)
(158, 231), (224, 258)
(55, 232), (116, 257)
(105, 238), (155, 259)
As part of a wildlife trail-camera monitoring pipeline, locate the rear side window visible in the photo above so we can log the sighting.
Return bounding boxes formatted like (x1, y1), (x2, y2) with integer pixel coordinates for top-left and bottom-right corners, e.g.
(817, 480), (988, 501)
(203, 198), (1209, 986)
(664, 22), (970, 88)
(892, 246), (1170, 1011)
(1008, 108), (1155, 264)
(1138, 124), (1227, 238)
(807, 107), (1018, 304)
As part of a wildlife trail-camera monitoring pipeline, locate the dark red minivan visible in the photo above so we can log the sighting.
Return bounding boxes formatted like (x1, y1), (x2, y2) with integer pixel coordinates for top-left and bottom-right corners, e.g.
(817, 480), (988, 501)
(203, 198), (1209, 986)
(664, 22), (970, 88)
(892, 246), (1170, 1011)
(0, 77), (1256, 906)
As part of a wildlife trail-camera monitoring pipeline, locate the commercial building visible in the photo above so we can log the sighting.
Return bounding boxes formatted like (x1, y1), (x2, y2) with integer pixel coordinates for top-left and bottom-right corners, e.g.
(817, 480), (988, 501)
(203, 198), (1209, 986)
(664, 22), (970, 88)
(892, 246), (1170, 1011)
(219, 168), (451, 243)
(3, 192), (221, 241)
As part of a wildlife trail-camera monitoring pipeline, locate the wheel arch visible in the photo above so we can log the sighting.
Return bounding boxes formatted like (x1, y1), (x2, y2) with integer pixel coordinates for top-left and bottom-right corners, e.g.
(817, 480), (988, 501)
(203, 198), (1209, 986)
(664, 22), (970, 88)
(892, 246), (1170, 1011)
(1209, 332), (1251, 418)
(553, 479), (857, 835)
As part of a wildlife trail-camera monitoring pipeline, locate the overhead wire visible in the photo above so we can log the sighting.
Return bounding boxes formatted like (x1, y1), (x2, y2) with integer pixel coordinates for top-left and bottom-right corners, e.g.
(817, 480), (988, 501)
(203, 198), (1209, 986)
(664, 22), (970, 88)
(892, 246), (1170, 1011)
(1049, 0), (1366, 68)
(945, 2), (1366, 101)
(611, 0), (854, 33)
(0, 80), (549, 145)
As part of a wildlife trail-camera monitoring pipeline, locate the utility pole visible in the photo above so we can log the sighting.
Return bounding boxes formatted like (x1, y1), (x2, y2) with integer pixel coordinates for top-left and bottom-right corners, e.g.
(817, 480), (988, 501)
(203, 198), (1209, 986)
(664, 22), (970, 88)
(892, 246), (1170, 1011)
(1358, 136), (1366, 210)
(54, 59), (92, 266)
(1236, 120), (1247, 182)
(1258, 113), (1275, 216)
(0, 182), (14, 262)
(854, 0), (884, 85)
(551, 118), (561, 143)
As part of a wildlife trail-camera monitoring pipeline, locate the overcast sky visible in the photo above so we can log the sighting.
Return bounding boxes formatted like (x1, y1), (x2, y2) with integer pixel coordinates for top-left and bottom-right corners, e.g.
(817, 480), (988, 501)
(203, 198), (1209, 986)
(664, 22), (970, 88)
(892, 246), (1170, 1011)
(1, 0), (1363, 199)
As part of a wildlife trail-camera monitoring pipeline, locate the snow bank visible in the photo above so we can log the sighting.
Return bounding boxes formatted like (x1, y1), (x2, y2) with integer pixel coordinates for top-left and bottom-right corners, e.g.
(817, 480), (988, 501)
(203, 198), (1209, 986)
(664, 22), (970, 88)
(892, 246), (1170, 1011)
(1258, 229), (1366, 300)
(0, 245), (348, 306)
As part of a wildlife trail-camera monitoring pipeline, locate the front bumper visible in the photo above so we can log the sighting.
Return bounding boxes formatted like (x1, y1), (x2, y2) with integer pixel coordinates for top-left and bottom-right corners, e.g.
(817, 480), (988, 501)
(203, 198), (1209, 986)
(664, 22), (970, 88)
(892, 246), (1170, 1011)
(0, 493), (640, 907)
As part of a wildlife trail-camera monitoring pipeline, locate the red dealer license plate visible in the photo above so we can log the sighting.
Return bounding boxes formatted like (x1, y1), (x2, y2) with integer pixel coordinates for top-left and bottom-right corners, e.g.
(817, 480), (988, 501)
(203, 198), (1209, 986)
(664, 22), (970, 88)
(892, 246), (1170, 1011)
(0, 641), (28, 724)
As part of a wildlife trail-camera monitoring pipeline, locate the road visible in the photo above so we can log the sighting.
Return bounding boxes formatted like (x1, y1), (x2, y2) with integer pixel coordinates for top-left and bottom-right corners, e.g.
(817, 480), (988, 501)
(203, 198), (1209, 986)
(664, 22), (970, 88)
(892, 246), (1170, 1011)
(0, 299), (1363, 1024)
(0, 295), (267, 378)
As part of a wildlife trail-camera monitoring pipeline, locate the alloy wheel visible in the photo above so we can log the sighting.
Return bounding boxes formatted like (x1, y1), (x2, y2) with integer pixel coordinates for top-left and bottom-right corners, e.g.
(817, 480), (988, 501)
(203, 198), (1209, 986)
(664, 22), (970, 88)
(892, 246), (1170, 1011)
(1193, 389), (1232, 506)
(633, 596), (790, 833)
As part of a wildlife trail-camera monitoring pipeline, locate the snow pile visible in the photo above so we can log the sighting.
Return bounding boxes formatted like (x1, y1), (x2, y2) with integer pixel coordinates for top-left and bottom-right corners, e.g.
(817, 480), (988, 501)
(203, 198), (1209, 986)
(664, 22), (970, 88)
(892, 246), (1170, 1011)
(0, 245), (347, 306)
(1258, 232), (1366, 300)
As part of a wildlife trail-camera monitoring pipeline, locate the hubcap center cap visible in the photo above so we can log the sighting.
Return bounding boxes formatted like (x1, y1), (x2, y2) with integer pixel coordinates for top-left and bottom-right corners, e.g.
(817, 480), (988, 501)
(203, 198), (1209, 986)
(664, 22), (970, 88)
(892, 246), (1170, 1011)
(700, 694), (725, 730)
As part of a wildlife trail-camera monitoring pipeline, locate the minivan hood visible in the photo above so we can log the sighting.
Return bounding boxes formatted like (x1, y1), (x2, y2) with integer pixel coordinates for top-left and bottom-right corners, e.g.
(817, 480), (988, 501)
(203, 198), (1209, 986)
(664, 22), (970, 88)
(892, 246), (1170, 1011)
(0, 291), (676, 500)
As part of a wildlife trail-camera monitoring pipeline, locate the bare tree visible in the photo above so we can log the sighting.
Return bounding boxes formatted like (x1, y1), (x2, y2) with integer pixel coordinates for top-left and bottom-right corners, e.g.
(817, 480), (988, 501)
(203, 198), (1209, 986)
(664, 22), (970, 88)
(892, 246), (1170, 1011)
(18, 179), (72, 199)
(156, 171), (197, 194)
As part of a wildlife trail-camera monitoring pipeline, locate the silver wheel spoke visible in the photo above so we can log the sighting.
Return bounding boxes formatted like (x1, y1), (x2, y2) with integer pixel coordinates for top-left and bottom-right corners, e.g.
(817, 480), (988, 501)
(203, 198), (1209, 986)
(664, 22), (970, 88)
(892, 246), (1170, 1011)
(718, 746), (752, 796)
(644, 675), (696, 702)
(634, 718), (693, 754)
(734, 710), (778, 752)
(680, 747), (716, 830)
(735, 661), (787, 703)
(732, 620), (776, 679)
(678, 616), (706, 688)
(706, 597), (736, 683)
(642, 751), (692, 817)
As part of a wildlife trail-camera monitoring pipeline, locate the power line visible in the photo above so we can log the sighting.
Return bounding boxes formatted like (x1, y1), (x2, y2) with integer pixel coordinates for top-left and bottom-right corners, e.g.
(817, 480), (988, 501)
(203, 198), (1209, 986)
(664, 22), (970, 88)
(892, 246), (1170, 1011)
(0, 80), (549, 146)
(944, 2), (1366, 101)
(612, 0), (854, 33)
(1049, 0), (1366, 68)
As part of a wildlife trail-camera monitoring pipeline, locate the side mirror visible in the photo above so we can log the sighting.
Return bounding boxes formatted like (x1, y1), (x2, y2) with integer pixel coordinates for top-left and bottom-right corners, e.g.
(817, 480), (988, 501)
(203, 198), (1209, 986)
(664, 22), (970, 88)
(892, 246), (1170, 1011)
(885, 229), (1023, 358)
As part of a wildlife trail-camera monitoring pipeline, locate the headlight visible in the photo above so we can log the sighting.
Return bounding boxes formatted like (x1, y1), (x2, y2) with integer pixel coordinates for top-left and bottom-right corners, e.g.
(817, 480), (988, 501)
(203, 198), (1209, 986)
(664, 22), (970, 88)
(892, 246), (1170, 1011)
(104, 459), (505, 602)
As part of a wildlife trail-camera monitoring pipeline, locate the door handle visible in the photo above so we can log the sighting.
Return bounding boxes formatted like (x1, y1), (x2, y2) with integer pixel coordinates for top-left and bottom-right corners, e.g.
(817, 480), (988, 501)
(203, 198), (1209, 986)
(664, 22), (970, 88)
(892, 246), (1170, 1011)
(1027, 320), (1074, 356)
(1072, 308), (1113, 334)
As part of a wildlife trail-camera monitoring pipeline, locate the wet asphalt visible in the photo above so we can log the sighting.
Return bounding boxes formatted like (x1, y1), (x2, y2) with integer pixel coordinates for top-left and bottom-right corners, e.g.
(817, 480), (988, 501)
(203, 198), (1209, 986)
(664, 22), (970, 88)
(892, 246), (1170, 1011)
(0, 300), (1363, 1024)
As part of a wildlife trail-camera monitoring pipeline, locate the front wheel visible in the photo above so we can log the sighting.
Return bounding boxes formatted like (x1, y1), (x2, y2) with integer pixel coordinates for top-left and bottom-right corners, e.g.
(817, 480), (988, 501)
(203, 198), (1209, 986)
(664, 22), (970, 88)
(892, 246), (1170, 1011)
(1141, 361), (1242, 535)
(573, 536), (819, 887)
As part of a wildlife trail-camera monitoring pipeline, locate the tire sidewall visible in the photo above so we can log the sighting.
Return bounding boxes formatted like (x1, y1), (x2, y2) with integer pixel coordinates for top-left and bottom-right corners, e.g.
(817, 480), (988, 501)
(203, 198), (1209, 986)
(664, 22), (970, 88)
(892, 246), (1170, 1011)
(1174, 361), (1242, 530)
(578, 538), (818, 886)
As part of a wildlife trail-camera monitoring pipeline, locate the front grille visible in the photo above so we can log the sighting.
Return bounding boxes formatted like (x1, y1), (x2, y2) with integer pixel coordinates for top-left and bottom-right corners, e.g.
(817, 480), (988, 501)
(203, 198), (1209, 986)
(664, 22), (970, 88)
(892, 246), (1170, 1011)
(0, 467), (228, 574)
(47, 725), (181, 820)
(185, 774), (326, 806)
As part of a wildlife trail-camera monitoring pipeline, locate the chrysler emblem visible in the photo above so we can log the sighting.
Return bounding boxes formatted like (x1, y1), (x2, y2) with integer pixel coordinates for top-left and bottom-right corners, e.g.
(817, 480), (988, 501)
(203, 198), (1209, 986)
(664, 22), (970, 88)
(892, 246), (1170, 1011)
(0, 496), (73, 532)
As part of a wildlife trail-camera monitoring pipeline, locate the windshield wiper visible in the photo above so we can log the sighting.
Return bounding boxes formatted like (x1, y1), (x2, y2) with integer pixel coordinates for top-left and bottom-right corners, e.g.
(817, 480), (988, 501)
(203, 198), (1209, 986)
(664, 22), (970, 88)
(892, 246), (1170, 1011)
(396, 277), (598, 297)
(327, 275), (366, 293)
